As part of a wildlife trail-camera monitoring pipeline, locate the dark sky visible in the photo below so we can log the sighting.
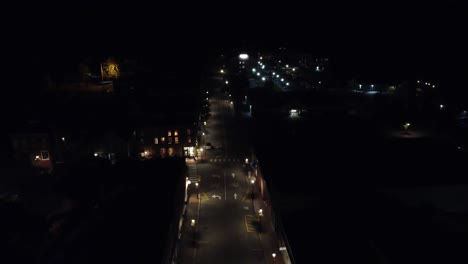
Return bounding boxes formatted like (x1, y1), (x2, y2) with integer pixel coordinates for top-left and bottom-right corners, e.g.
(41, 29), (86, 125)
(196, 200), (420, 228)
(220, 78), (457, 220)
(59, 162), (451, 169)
(6, 2), (467, 98)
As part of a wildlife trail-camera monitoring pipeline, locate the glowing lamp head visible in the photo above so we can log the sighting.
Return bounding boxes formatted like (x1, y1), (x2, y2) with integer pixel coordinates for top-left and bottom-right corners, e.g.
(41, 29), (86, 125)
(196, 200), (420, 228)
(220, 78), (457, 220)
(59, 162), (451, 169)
(239, 54), (249, 60)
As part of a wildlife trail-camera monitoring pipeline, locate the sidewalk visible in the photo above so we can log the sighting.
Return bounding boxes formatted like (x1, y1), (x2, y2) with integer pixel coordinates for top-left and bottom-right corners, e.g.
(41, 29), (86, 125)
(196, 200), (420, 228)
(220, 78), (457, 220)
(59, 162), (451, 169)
(250, 184), (285, 264)
(177, 185), (200, 264)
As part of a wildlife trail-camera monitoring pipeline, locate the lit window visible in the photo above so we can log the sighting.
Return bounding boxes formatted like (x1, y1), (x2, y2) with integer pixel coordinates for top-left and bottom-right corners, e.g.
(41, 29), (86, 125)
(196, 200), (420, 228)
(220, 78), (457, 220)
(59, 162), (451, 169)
(168, 130), (172, 136)
(188, 137), (191, 143)
(154, 138), (159, 144)
(175, 137), (179, 144)
(41, 151), (50, 160)
(161, 137), (165, 143)
(174, 130), (178, 136)
(168, 137), (172, 144)
(187, 129), (191, 135)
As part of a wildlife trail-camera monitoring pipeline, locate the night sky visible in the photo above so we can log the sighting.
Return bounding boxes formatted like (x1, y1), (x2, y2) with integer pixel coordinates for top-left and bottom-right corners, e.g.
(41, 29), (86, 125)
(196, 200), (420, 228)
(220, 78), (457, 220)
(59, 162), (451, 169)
(6, 2), (467, 100)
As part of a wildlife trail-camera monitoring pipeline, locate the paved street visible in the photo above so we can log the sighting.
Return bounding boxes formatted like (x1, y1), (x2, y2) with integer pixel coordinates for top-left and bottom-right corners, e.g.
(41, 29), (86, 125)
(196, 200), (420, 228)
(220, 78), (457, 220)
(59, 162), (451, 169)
(178, 83), (283, 264)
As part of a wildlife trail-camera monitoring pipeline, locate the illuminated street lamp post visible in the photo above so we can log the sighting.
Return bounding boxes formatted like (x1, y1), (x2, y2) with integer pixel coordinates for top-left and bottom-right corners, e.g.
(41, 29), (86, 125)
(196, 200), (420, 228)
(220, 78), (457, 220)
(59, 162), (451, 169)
(257, 209), (263, 229)
(195, 182), (199, 199)
(403, 122), (411, 135)
(191, 219), (196, 241)
(185, 178), (191, 203)
(272, 253), (276, 263)
(250, 179), (255, 204)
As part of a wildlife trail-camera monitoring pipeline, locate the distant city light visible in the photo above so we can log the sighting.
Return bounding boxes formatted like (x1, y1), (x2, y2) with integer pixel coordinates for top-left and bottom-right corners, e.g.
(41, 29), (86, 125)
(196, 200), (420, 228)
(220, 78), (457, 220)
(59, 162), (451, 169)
(252, 68), (256, 72)
(61, 137), (65, 141)
(239, 54), (249, 60)
(220, 69), (224, 73)
(319, 81), (322, 84)
(272, 72), (276, 75)
(359, 84), (362, 89)
(258, 61), (261, 64)
(440, 104), (444, 109)
(281, 78), (284, 82)
(286, 82), (290, 86)
(230, 101), (233, 104)
(94, 153), (98, 157)
(432, 85), (436, 88)
(257, 72), (260, 76)
(286, 64), (289, 68)
(417, 80), (420, 83)
(276, 74), (280, 78)
(206, 91), (209, 94)
(262, 77), (266, 81)
(225, 81), (229, 84)
(262, 65), (265, 69)
(260, 56), (263, 60)
(292, 68), (296, 71)
(316, 66), (320, 71)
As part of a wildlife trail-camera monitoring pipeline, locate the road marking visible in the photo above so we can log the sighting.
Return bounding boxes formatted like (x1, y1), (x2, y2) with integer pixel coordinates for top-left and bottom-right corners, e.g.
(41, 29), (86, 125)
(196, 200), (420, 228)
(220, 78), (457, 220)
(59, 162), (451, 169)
(241, 192), (249, 202)
(244, 215), (257, 232)
(211, 194), (221, 199)
(201, 192), (209, 201)
(224, 171), (227, 200)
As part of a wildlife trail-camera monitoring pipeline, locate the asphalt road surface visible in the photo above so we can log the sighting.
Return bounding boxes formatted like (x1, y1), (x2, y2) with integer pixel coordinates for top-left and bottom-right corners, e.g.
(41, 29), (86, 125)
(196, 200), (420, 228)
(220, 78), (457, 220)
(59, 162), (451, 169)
(190, 89), (265, 264)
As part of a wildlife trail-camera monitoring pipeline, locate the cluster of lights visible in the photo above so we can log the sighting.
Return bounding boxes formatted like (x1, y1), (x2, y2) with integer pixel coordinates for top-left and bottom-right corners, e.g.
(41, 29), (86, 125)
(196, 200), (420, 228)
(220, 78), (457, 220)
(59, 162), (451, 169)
(418, 80), (436, 88)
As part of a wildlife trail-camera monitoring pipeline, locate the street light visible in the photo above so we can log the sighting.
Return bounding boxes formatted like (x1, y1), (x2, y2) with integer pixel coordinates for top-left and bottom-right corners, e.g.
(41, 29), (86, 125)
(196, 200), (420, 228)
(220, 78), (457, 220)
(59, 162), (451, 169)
(250, 179), (255, 203)
(195, 182), (199, 199)
(185, 177), (191, 203)
(191, 219), (196, 240)
(440, 104), (444, 110)
(272, 253), (276, 262)
(225, 80), (229, 84)
(403, 122), (411, 135)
